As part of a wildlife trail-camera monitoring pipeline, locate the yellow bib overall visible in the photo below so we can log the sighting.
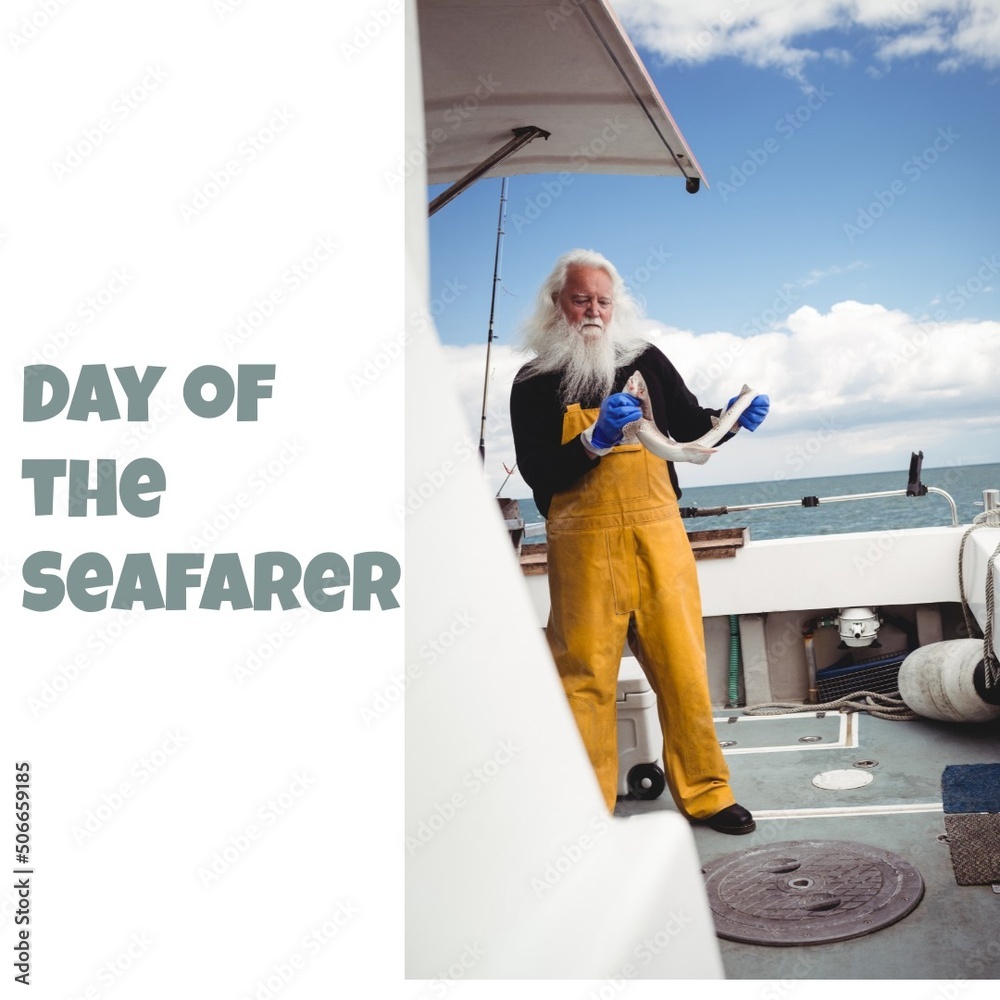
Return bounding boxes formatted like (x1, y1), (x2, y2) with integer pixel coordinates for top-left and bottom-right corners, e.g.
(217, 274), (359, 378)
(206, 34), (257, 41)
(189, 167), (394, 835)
(545, 404), (735, 818)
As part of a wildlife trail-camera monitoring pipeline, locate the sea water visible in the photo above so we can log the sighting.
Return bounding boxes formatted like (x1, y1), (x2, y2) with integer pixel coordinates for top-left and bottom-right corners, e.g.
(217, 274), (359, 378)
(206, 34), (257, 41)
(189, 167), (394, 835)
(513, 462), (1000, 542)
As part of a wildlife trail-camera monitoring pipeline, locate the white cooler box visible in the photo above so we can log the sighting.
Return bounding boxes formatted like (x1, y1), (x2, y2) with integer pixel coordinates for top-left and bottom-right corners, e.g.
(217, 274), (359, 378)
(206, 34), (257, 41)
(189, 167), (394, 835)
(616, 655), (666, 799)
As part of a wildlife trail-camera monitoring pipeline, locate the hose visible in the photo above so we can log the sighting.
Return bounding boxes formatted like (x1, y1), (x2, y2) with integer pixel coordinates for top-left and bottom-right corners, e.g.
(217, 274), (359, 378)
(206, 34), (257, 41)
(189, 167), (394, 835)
(727, 614), (740, 708)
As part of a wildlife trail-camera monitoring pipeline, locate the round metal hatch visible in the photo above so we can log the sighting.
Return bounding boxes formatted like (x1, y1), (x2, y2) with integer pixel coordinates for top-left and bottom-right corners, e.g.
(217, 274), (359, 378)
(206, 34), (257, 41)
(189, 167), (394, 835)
(701, 840), (924, 945)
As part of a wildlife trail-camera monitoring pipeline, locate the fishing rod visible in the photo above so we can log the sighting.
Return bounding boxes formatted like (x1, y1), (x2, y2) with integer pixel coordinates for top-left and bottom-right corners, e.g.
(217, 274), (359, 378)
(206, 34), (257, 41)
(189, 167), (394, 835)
(478, 176), (508, 463)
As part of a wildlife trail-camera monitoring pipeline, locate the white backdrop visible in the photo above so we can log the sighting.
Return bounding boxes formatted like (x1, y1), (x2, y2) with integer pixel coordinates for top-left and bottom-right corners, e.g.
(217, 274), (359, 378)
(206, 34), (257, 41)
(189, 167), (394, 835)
(4, 2), (402, 996)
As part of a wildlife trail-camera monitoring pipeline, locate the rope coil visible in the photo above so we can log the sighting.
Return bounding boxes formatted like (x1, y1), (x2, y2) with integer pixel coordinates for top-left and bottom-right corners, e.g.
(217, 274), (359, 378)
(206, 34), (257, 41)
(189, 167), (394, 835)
(743, 690), (921, 721)
(958, 512), (1000, 689)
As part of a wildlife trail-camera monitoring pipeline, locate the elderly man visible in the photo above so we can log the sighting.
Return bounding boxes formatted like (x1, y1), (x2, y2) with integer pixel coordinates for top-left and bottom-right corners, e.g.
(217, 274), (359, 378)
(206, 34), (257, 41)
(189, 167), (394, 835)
(510, 249), (768, 834)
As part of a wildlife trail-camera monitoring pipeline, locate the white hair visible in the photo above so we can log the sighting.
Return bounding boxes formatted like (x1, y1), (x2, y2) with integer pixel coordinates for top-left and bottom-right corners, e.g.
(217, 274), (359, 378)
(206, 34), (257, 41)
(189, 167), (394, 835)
(516, 249), (648, 403)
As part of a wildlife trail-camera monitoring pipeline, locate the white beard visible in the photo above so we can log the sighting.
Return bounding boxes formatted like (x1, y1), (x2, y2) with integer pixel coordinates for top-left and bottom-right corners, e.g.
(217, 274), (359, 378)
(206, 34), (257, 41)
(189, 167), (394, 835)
(552, 316), (617, 405)
(526, 315), (647, 406)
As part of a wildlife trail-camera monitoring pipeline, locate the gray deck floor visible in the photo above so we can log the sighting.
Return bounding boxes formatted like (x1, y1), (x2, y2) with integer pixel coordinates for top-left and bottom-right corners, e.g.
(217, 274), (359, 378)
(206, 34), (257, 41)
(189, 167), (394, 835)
(615, 712), (1000, 980)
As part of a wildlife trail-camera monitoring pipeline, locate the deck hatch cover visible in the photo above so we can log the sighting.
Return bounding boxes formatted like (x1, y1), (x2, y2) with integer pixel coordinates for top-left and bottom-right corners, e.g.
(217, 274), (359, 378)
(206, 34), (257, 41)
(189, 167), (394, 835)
(701, 840), (924, 945)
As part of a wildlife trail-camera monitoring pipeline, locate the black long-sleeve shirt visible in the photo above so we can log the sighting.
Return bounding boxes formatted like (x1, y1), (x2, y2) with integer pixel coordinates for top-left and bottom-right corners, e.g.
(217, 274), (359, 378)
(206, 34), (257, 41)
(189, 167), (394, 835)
(509, 345), (722, 517)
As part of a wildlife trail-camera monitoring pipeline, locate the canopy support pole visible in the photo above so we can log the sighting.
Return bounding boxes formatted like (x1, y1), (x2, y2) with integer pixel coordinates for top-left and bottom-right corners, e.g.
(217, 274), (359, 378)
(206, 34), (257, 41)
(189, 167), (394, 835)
(428, 126), (549, 216)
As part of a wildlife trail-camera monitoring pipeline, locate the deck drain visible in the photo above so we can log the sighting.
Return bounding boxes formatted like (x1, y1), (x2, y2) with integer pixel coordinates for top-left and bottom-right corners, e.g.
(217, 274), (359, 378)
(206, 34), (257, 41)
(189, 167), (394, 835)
(701, 840), (924, 945)
(798, 735), (823, 743)
(719, 740), (737, 748)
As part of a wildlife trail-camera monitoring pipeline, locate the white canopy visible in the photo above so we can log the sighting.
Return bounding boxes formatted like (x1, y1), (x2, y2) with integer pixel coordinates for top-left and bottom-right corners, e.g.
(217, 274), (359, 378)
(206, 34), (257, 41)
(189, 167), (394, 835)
(418, 0), (705, 198)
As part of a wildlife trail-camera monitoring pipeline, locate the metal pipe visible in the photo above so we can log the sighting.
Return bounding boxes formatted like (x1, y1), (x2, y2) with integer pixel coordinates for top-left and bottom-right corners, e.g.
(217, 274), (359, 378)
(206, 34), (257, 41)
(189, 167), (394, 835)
(803, 632), (819, 704)
(428, 127), (549, 216)
(681, 485), (960, 526)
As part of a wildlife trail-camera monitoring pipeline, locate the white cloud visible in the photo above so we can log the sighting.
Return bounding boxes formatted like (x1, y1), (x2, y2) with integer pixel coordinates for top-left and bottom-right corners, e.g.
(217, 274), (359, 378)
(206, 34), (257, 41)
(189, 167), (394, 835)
(614, 0), (1000, 78)
(443, 300), (1000, 496)
(797, 260), (866, 287)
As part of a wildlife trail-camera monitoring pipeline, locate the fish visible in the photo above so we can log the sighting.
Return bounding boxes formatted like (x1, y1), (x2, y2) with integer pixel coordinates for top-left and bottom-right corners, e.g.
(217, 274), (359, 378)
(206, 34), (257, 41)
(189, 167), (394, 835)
(620, 371), (756, 465)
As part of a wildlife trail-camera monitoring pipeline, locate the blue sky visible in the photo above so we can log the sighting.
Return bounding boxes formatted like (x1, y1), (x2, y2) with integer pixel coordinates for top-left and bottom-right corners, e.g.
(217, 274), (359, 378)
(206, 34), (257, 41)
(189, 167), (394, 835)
(425, 1), (1000, 492)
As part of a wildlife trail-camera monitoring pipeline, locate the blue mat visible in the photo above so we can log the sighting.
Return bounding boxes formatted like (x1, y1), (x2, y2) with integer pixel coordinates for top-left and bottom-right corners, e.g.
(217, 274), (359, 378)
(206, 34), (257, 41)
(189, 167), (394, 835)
(941, 763), (1000, 814)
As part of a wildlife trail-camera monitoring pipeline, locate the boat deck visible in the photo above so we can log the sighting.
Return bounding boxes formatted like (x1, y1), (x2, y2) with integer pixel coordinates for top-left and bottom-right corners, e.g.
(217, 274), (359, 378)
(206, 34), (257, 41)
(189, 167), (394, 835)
(615, 711), (1000, 980)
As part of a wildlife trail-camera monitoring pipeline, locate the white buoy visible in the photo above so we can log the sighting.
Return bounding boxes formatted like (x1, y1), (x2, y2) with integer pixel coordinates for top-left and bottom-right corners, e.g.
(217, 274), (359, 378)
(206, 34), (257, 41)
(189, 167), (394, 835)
(897, 639), (1000, 723)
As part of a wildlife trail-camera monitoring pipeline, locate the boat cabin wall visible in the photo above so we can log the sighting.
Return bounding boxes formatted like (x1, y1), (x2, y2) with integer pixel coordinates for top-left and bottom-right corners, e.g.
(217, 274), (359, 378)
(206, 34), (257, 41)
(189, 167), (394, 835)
(703, 602), (971, 707)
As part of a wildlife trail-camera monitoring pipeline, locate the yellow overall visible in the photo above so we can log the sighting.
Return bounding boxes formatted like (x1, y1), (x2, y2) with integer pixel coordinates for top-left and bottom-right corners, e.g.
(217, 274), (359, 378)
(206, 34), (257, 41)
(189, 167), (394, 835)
(545, 404), (735, 818)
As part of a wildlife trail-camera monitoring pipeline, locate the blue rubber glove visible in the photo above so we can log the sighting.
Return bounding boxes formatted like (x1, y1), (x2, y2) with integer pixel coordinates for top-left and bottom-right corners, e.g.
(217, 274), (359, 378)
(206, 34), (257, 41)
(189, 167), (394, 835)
(728, 393), (769, 432)
(590, 393), (642, 450)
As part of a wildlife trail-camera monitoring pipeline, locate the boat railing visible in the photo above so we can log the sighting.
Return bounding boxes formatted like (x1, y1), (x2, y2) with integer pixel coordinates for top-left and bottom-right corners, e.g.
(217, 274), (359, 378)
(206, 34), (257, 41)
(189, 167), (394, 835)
(679, 484), (959, 527)
(678, 450), (961, 526)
